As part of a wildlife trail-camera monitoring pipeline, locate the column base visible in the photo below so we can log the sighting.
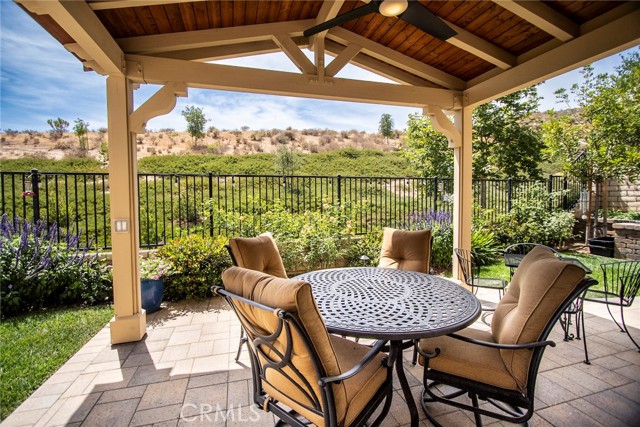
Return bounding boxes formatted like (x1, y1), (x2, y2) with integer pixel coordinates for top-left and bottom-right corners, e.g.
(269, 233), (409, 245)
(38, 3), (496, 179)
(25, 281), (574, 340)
(110, 310), (147, 344)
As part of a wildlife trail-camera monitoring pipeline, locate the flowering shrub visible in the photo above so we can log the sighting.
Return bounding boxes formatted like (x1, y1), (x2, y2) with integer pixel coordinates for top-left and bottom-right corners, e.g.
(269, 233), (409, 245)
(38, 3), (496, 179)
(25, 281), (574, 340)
(0, 215), (112, 318)
(139, 256), (172, 281)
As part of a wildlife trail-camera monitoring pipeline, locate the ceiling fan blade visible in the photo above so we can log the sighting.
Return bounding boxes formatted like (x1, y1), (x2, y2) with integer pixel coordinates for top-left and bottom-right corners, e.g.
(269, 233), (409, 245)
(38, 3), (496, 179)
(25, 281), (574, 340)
(303, 2), (379, 37)
(398, 1), (457, 41)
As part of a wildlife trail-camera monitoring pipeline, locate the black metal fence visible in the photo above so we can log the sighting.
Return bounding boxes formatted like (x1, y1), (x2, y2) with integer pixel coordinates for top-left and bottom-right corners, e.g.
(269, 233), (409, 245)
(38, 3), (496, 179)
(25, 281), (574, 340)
(1, 169), (582, 249)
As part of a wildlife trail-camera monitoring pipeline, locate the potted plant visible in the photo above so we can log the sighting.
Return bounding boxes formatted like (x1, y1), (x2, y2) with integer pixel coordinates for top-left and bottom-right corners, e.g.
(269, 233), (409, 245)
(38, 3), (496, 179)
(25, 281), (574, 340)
(139, 256), (172, 313)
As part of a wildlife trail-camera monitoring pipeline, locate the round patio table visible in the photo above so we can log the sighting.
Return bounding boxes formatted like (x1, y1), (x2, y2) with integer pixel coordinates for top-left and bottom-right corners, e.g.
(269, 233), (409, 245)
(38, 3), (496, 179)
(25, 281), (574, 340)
(296, 267), (481, 427)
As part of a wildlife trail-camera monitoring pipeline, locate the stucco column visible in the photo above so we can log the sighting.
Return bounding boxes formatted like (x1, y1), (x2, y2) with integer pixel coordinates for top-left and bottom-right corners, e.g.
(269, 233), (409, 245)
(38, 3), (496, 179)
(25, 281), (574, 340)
(107, 76), (146, 344)
(452, 107), (473, 282)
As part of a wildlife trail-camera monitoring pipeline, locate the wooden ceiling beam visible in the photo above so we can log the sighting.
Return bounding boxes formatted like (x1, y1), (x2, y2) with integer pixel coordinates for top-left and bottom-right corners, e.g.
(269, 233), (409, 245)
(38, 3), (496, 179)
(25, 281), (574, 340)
(324, 42), (361, 77)
(117, 19), (316, 54)
(494, 0), (579, 42)
(125, 54), (460, 108)
(273, 34), (317, 75)
(19, 0), (124, 75)
(327, 27), (466, 90)
(465, 8), (640, 107)
(446, 22), (516, 69)
(324, 40), (431, 86)
(88, 0), (205, 10)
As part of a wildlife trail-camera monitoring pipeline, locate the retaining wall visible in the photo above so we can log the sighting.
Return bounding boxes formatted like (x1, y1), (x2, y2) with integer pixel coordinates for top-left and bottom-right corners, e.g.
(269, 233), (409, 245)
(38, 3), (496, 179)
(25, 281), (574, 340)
(608, 179), (640, 212)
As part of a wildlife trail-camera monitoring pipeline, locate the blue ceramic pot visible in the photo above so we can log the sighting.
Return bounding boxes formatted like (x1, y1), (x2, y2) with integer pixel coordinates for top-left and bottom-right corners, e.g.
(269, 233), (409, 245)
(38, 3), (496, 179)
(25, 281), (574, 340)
(141, 279), (164, 313)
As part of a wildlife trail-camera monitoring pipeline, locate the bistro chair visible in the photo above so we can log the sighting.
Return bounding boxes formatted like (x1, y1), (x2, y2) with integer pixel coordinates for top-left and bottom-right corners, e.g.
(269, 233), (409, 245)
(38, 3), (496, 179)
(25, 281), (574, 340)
(581, 260), (640, 364)
(215, 267), (394, 427)
(378, 227), (432, 273)
(455, 248), (508, 299)
(503, 243), (560, 280)
(226, 232), (288, 361)
(416, 246), (596, 426)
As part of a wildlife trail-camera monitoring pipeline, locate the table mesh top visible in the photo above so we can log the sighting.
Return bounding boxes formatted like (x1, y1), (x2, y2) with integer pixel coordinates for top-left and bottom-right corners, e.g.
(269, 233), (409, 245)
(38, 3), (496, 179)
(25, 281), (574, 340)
(297, 267), (481, 339)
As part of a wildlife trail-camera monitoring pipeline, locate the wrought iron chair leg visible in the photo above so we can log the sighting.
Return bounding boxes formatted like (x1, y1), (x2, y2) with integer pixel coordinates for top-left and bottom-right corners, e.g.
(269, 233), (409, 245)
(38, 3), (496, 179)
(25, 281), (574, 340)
(235, 330), (248, 362)
(620, 305), (640, 351)
(581, 300), (591, 365)
(470, 392), (483, 427)
(607, 302), (625, 333)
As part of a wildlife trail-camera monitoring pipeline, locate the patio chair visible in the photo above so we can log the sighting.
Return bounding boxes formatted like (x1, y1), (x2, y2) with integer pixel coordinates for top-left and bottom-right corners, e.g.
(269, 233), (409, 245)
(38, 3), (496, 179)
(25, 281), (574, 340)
(455, 248), (508, 299)
(416, 246), (596, 426)
(378, 227), (432, 273)
(581, 260), (640, 364)
(226, 232), (288, 361)
(503, 243), (560, 280)
(215, 267), (394, 427)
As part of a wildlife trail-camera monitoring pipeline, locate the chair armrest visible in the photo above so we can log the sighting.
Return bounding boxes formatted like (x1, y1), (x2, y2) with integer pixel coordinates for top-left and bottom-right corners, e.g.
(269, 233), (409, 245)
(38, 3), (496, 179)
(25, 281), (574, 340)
(319, 339), (389, 386)
(447, 333), (556, 350)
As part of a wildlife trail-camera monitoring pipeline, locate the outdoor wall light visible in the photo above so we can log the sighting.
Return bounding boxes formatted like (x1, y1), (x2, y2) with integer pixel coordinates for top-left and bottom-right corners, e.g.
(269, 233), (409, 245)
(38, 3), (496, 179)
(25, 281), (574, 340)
(379, 0), (409, 17)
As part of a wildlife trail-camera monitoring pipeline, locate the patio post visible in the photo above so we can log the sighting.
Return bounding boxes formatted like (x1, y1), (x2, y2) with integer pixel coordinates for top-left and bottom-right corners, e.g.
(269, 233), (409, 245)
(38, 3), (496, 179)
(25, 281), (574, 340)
(106, 76), (146, 344)
(452, 107), (473, 284)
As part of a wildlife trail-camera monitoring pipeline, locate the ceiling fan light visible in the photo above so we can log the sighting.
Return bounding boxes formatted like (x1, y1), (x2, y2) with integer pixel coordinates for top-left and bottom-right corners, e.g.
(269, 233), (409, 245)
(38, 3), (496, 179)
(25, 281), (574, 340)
(379, 0), (408, 17)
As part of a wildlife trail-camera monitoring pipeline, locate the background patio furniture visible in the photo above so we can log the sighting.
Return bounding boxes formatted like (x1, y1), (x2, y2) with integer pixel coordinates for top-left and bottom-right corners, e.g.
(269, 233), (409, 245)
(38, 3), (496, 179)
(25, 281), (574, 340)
(216, 267), (394, 427)
(581, 260), (640, 364)
(417, 246), (596, 426)
(297, 267), (481, 427)
(455, 248), (508, 299)
(378, 227), (433, 274)
(225, 232), (288, 361)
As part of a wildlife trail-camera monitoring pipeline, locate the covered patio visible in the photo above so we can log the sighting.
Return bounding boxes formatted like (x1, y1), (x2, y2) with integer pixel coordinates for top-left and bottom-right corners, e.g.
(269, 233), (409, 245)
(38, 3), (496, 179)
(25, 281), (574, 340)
(2, 289), (639, 426)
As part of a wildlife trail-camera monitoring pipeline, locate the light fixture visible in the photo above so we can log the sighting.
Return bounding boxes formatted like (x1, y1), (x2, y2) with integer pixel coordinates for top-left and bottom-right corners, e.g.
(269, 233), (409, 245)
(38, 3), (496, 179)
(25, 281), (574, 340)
(379, 0), (408, 17)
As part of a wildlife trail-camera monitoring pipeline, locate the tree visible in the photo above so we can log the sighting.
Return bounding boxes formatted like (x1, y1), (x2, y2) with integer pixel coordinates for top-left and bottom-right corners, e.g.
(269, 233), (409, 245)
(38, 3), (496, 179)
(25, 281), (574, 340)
(402, 113), (453, 178)
(378, 113), (394, 143)
(47, 117), (69, 140)
(181, 105), (207, 142)
(473, 86), (543, 179)
(73, 118), (89, 150)
(543, 52), (640, 238)
(402, 88), (543, 180)
(274, 146), (302, 175)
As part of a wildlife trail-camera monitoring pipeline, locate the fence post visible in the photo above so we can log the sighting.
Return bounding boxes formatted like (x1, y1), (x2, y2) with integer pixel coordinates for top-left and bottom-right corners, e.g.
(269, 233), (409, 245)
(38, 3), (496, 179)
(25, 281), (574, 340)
(563, 176), (568, 209)
(208, 172), (214, 237)
(507, 178), (512, 212)
(548, 175), (554, 210)
(433, 177), (438, 212)
(31, 168), (40, 223)
(337, 175), (342, 205)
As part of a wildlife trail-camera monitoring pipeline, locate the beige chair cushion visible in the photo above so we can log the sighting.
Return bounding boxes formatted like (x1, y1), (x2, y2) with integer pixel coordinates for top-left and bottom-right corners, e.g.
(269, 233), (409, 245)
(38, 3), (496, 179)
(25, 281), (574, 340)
(221, 267), (387, 426)
(378, 228), (431, 273)
(228, 232), (288, 278)
(418, 327), (519, 391)
(491, 246), (585, 390)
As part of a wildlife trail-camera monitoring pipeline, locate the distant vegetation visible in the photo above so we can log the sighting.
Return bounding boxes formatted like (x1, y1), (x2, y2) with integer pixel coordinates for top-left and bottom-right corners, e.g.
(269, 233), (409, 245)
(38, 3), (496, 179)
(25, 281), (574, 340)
(0, 157), (103, 172)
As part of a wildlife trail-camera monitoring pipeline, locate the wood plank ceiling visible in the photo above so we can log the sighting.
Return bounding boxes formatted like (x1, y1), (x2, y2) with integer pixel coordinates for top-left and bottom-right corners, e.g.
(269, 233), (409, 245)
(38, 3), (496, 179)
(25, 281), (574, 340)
(22, 1), (633, 92)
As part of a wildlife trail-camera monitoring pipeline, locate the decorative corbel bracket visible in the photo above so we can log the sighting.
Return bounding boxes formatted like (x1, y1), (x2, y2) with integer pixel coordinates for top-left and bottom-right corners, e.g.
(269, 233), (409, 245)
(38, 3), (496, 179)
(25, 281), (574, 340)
(423, 105), (461, 148)
(129, 82), (188, 134)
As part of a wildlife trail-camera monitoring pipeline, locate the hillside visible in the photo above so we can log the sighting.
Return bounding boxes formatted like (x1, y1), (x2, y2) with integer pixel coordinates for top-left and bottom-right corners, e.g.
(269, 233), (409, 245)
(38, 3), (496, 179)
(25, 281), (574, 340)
(0, 127), (401, 162)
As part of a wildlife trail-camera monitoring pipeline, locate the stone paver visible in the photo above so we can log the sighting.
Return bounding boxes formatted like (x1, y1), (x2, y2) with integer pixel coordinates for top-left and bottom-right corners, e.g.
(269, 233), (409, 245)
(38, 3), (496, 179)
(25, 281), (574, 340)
(2, 289), (639, 427)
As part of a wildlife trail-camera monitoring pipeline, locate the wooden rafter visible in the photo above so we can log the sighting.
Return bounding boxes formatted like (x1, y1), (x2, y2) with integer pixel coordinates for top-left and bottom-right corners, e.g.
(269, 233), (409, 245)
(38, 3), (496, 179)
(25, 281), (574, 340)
(88, 0), (205, 10)
(494, 0), (579, 42)
(273, 34), (316, 74)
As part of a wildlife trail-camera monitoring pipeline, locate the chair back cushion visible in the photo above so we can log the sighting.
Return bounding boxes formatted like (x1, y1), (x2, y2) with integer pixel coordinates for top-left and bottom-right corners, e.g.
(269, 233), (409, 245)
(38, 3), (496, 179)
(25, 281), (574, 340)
(228, 232), (288, 278)
(491, 246), (585, 390)
(221, 267), (346, 425)
(378, 228), (431, 273)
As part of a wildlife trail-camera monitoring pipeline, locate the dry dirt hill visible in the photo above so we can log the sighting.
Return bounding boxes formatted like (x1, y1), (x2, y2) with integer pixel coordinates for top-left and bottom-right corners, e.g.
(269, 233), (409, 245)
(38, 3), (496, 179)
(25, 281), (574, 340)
(0, 128), (402, 161)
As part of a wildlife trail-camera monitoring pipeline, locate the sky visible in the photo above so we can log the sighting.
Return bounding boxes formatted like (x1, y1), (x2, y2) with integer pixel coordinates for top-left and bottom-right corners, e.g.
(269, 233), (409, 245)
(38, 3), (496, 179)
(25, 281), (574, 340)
(0, 1), (637, 133)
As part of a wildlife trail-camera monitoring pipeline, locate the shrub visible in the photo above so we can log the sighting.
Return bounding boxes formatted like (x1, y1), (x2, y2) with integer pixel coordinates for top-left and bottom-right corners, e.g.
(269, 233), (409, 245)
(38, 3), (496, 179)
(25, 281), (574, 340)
(493, 183), (575, 247)
(157, 234), (230, 300)
(345, 228), (383, 266)
(0, 215), (112, 317)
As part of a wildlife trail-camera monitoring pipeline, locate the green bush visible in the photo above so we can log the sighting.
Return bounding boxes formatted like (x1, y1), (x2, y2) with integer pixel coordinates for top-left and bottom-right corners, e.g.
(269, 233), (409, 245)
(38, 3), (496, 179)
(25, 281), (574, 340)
(493, 183), (575, 247)
(158, 234), (231, 300)
(345, 229), (383, 267)
(0, 215), (112, 318)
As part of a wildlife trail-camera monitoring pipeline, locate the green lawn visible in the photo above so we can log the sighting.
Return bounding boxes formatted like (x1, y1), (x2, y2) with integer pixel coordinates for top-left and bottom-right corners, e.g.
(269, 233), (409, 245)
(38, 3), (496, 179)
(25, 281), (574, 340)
(0, 305), (113, 420)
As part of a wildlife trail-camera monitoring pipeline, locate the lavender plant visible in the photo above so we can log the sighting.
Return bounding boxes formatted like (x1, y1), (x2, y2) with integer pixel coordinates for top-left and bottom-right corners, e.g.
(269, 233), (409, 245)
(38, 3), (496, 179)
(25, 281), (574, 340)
(0, 214), (112, 317)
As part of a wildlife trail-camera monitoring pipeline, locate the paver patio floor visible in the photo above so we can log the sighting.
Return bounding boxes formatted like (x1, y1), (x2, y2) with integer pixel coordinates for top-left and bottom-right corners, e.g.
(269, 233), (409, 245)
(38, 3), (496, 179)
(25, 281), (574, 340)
(3, 288), (639, 427)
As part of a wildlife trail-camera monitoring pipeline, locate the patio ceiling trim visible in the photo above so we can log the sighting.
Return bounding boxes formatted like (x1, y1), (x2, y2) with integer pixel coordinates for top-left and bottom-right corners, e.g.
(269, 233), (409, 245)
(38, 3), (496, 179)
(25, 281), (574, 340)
(327, 27), (466, 90)
(20, 0), (124, 75)
(494, 0), (579, 42)
(117, 19), (315, 54)
(88, 0), (205, 10)
(125, 53), (461, 109)
(465, 7), (640, 108)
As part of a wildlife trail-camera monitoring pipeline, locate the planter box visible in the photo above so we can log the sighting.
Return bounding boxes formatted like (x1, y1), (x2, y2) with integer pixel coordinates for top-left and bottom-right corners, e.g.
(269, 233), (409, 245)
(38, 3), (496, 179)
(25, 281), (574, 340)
(588, 236), (615, 258)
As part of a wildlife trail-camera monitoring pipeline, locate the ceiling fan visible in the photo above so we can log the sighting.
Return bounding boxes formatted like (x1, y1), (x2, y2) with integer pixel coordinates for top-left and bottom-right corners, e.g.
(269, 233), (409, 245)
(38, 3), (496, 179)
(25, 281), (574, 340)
(303, 0), (457, 41)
